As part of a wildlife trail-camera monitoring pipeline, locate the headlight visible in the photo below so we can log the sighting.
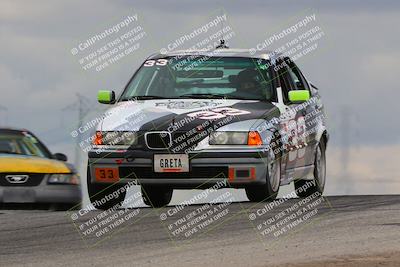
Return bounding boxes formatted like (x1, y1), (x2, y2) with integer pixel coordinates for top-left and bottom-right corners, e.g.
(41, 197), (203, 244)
(48, 174), (80, 185)
(211, 132), (230, 144)
(93, 131), (137, 146)
(231, 132), (248, 144)
(209, 131), (263, 145)
(208, 132), (247, 145)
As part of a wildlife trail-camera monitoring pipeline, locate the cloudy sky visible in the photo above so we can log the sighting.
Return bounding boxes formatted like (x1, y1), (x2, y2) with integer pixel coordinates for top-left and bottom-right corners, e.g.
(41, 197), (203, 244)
(1, 0), (399, 196)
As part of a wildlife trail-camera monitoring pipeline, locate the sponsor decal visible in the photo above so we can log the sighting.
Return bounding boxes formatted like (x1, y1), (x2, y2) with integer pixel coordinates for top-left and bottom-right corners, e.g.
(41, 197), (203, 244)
(187, 107), (250, 120)
(155, 100), (222, 110)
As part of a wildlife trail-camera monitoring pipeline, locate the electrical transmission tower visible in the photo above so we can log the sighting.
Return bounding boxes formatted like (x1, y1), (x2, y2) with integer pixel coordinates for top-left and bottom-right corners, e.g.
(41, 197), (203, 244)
(62, 93), (92, 169)
(339, 104), (360, 195)
(0, 105), (7, 126)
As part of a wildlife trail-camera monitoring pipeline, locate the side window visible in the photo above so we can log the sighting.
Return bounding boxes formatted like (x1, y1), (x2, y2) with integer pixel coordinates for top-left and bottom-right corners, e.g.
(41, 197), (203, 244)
(286, 61), (310, 91)
(276, 60), (292, 103)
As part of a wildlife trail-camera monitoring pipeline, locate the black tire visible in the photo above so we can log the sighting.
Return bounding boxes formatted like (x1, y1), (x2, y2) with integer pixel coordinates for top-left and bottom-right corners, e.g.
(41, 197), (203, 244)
(246, 151), (281, 202)
(87, 167), (126, 210)
(295, 141), (326, 198)
(141, 185), (173, 208)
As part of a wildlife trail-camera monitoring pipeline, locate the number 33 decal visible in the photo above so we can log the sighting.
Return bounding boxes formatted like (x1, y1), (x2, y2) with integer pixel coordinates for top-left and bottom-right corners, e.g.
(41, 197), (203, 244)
(187, 107), (250, 120)
(144, 59), (168, 67)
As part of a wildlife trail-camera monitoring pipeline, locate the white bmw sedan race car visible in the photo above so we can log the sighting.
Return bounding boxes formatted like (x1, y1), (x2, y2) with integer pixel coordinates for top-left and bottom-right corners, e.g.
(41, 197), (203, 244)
(87, 48), (328, 209)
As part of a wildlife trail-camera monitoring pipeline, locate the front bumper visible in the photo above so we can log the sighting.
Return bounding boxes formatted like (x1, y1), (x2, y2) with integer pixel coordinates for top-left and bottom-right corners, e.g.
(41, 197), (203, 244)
(88, 150), (270, 189)
(0, 175), (81, 204)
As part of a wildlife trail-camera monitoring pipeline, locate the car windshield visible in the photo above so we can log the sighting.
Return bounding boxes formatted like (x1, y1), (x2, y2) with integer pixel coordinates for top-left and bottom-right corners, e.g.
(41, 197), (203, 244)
(120, 56), (275, 101)
(0, 132), (51, 158)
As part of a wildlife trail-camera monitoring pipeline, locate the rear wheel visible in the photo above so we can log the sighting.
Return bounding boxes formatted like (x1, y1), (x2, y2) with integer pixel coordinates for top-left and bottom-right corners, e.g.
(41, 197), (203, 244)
(246, 149), (281, 202)
(141, 185), (173, 208)
(295, 141), (326, 198)
(87, 167), (126, 210)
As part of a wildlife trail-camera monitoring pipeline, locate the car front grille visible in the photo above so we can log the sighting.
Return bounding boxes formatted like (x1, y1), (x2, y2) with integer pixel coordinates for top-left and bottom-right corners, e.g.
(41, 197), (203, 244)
(119, 166), (228, 179)
(0, 173), (45, 186)
(145, 132), (172, 149)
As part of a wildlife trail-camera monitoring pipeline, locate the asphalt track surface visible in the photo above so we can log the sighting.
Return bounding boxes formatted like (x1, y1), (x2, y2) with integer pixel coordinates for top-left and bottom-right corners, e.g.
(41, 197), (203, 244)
(0, 195), (399, 267)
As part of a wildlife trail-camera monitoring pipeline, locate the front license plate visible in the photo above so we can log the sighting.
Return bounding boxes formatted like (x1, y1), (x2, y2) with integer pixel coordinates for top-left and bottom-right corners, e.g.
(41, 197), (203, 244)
(154, 154), (189, 173)
(3, 189), (35, 203)
(95, 167), (119, 182)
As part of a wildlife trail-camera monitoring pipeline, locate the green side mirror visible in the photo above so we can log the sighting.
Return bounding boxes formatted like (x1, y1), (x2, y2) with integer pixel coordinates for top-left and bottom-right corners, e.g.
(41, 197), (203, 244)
(97, 90), (115, 104)
(288, 90), (310, 103)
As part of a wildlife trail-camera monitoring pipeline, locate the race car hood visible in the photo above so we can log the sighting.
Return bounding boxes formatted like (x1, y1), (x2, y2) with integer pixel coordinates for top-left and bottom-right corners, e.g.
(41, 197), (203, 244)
(0, 154), (71, 174)
(99, 99), (280, 132)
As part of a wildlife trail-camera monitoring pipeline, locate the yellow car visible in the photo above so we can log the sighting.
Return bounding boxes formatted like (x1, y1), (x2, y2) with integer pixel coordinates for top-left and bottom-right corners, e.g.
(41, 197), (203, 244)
(0, 128), (81, 208)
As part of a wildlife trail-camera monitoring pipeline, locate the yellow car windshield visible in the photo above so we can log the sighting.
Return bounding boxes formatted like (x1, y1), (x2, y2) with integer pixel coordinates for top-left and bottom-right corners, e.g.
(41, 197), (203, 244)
(0, 132), (50, 158)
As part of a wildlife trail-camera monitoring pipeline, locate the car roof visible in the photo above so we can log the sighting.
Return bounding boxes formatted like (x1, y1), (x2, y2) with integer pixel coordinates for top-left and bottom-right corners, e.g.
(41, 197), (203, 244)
(148, 48), (284, 60)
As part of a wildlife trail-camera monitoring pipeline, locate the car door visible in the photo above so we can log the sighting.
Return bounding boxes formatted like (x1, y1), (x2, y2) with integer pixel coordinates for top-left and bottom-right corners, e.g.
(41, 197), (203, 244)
(275, 58), (302, 173)
(284, 59), (316, 168)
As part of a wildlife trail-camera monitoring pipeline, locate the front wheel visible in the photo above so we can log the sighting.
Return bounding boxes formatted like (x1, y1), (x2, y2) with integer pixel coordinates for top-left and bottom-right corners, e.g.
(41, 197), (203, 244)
(246, 153), (281, 202)
(141, 185), (173, 208)
(87, 167), (126, 210)
(295, 141), (326, 198)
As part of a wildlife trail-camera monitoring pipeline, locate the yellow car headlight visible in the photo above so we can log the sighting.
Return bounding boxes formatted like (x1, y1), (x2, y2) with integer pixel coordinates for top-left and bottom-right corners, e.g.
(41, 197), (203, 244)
(48, 174), (80, 185)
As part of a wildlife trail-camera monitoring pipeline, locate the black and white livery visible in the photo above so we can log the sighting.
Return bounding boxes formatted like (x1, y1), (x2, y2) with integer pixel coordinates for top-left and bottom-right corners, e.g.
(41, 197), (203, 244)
(87, 48), (329, 209)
